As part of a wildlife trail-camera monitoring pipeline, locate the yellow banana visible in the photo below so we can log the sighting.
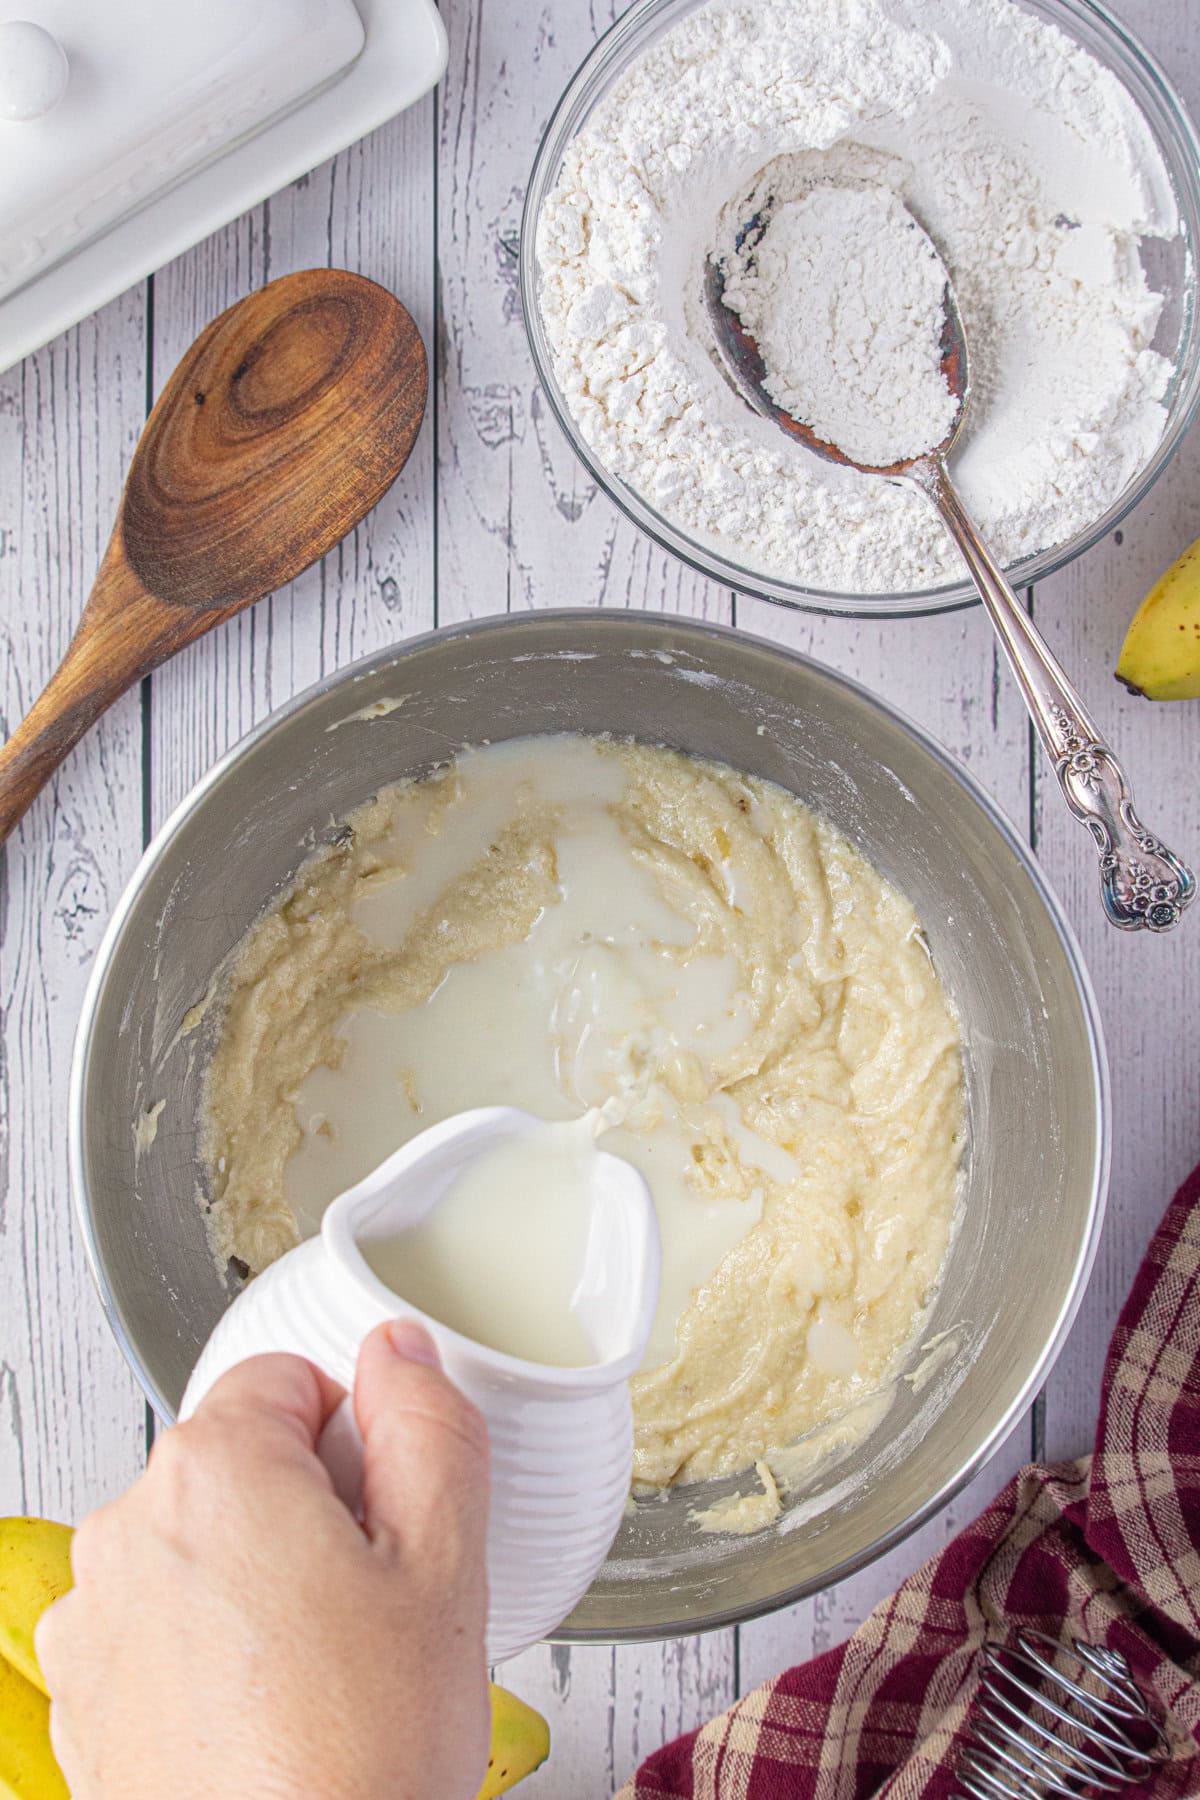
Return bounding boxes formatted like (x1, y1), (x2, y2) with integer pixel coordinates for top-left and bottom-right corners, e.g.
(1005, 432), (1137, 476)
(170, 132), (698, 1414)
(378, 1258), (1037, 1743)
(0, 1520), (73, 1697)
(1116, 535), (1200, 700)
(0, 1654), (68, 1800)
(477, 1683), (552, 1798)
(0, 1518), (549, 1797)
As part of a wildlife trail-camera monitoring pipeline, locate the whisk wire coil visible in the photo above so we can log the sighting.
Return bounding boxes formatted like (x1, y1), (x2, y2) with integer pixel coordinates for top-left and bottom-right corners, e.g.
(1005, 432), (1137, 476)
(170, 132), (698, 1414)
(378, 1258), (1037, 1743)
(952, 1630), (1169, 1800)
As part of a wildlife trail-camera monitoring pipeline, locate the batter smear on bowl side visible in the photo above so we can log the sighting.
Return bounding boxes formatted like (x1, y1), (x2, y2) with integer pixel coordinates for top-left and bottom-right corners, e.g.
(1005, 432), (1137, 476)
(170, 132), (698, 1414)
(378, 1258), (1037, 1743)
(203, 736), (963, 1500)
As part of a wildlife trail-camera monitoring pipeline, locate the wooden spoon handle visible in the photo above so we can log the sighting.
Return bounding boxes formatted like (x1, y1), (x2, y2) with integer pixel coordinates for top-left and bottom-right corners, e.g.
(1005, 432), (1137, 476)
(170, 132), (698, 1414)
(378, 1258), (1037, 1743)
(0, 537), (194, 847)
(0, 667), (108, 845)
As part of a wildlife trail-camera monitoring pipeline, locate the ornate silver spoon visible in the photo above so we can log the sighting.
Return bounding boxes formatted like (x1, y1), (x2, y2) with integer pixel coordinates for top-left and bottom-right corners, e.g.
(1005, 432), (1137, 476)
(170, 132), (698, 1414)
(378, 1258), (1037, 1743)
(706, 217), (1194, 933)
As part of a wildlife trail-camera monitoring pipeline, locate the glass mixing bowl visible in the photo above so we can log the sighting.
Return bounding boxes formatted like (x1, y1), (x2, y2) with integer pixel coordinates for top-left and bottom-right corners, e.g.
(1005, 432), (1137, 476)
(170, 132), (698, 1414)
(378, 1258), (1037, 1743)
(520, 0), (1200, 618)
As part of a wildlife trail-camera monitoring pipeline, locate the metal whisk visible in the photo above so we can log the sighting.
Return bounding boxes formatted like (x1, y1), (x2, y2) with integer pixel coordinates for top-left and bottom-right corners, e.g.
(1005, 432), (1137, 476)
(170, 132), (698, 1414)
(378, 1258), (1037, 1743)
(952, 1630), (1170, 1799)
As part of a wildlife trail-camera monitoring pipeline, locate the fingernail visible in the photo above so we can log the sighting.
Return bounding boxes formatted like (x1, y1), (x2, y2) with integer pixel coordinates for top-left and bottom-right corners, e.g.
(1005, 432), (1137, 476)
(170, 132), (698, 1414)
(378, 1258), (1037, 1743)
(386, 1318), (442, 1368)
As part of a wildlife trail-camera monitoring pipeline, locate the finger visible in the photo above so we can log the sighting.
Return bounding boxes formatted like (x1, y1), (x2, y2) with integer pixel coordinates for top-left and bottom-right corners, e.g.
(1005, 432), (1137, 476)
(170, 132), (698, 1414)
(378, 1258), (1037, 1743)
(65, 1501), (113, 1588)
(193, 1352), (346, 1458)
(353, 1321), (490, 1562)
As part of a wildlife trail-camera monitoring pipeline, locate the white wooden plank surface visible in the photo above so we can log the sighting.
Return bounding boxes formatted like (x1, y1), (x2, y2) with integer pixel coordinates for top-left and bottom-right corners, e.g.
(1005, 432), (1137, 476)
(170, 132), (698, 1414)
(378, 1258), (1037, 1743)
(1024, 0), (1200, 1476)
(1, 0), (1198, 1793)
(0, 296), (149, 1519)
(435, 0), (735, 629)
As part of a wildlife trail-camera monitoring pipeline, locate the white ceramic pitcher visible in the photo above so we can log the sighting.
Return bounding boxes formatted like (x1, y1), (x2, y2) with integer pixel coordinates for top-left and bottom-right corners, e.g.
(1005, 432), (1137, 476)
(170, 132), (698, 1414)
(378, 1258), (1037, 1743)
(180, 1107), (661, 1664)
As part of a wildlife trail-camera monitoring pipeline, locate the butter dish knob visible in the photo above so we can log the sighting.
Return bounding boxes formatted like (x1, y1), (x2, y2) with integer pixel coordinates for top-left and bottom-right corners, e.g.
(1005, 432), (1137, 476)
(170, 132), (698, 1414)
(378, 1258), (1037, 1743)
(0, 20), (69, 122)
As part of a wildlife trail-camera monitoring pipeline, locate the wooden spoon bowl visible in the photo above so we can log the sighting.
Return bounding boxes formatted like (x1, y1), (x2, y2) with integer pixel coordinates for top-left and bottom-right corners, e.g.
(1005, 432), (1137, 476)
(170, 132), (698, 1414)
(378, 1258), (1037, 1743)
(0, 268), (426, 845)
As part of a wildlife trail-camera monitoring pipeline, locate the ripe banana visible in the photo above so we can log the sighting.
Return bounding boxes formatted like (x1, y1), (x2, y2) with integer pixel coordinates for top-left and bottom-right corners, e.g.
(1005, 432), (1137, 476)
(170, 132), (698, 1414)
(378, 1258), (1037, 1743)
(0, 1518), (72, 1799)
(1116, 535), (1200, 700)
(0, 1654), (68, 1800)
(0, 1519), (73, 1697)
(0, 1517), (549, 1797)
(477, 1684), (552, 1798)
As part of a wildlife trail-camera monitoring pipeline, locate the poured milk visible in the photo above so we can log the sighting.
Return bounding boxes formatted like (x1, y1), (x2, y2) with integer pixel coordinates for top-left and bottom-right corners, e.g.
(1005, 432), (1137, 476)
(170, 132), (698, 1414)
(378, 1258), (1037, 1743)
(287, 737), (765, 1371)
(361, 1125), (600, 1367)
(209, 730), (965, 1491)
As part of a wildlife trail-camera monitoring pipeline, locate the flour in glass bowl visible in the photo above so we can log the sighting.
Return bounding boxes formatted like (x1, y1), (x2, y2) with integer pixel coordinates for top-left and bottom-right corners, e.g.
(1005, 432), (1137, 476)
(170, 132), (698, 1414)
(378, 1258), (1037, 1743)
(534, 0), (1179, 596)
(720, 184), (961, 467)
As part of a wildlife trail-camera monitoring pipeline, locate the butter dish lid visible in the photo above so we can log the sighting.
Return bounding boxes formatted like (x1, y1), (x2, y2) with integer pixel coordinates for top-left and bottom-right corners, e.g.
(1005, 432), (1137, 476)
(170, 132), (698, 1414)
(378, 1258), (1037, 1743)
(0, 0), (446, 373)
(0, 0), (365, 305)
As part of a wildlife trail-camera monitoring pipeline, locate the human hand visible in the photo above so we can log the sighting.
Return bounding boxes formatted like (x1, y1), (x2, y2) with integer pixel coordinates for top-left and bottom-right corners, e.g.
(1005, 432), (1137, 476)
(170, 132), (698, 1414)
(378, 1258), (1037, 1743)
(36, 1320), (490, 1800)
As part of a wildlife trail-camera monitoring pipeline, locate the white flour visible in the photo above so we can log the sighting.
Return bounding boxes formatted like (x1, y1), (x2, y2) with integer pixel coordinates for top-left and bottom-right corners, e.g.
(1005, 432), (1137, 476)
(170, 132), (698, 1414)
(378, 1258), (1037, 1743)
(721, 185), (960, 467)
(535, 0), (1177, 596)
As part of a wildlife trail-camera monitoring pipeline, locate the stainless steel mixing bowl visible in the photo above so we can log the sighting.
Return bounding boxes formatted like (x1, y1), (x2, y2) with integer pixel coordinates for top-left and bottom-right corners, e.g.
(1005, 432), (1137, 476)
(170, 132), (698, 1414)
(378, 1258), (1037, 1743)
(71, 611), (1108, 1640)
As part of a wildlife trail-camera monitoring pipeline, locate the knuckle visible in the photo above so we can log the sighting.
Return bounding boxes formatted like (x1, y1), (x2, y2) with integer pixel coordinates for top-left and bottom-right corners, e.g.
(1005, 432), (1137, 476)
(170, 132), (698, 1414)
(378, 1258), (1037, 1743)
(435, 1381), (490, 1460)
(205, 1351), (311, 1415)
(365, 1385), (490, 1494)
(148, 1414), (194, 1467)
(68, 1508), (110, 1582)
(455, 1402), (489, 1468)
(146, 1415), (223, 1508)
(146, 1417), (196, 1482)
(403, 1379), (490, 1466)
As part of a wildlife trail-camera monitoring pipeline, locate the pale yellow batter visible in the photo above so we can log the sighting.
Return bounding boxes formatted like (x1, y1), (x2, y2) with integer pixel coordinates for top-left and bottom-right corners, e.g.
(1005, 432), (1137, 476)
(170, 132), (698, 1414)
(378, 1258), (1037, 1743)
(203, 735), (963, 1489)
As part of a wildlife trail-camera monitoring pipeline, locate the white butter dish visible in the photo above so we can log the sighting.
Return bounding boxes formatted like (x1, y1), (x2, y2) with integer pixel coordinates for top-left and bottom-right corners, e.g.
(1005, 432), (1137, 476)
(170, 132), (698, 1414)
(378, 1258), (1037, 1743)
(0, 0), (447, 373)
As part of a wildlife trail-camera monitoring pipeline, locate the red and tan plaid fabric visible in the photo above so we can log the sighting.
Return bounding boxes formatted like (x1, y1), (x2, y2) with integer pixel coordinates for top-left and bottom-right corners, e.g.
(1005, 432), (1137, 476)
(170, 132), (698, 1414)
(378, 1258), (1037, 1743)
(618, 1160), (1200, 1799)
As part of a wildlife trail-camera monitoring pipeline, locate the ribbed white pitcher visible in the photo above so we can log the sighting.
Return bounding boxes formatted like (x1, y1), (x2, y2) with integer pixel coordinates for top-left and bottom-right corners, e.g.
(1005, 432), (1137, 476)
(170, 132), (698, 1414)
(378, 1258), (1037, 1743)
(180, 1107), (661, 1664)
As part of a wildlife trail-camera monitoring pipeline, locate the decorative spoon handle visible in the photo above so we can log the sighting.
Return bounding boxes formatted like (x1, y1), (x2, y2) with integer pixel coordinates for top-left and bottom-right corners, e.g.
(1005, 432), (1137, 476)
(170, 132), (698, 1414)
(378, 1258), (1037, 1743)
(912, 454), (1195, 933)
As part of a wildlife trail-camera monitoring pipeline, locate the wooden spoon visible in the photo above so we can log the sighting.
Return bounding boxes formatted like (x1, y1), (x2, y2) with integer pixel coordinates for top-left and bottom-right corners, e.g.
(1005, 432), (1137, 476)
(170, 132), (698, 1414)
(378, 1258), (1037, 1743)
(0, 268), (427, 846)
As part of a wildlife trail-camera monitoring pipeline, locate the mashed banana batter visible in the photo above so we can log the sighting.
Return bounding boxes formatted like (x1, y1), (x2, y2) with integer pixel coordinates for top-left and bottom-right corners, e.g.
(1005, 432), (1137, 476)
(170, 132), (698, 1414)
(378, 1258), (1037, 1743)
(204, 736), (962, 1488)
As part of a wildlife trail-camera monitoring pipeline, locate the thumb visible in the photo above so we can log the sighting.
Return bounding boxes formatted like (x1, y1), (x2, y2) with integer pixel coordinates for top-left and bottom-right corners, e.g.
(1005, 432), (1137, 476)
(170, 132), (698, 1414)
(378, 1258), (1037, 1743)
(353, 1320), (491, 1567)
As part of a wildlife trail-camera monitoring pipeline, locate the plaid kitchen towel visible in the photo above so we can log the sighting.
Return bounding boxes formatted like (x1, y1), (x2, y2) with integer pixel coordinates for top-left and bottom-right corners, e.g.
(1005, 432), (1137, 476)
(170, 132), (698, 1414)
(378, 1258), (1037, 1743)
(617, 1159), (1200, 1799)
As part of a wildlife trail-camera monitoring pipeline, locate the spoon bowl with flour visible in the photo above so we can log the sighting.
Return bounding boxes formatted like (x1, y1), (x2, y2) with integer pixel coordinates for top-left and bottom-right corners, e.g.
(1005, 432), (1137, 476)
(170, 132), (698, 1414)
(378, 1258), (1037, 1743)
(707, 186), (1193, 934)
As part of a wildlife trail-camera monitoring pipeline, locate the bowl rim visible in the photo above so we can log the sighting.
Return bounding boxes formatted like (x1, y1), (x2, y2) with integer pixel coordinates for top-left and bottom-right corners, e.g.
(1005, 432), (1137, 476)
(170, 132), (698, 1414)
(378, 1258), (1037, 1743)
(69, 608), (1111, 1634)
(519, 0), (1200, 620)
